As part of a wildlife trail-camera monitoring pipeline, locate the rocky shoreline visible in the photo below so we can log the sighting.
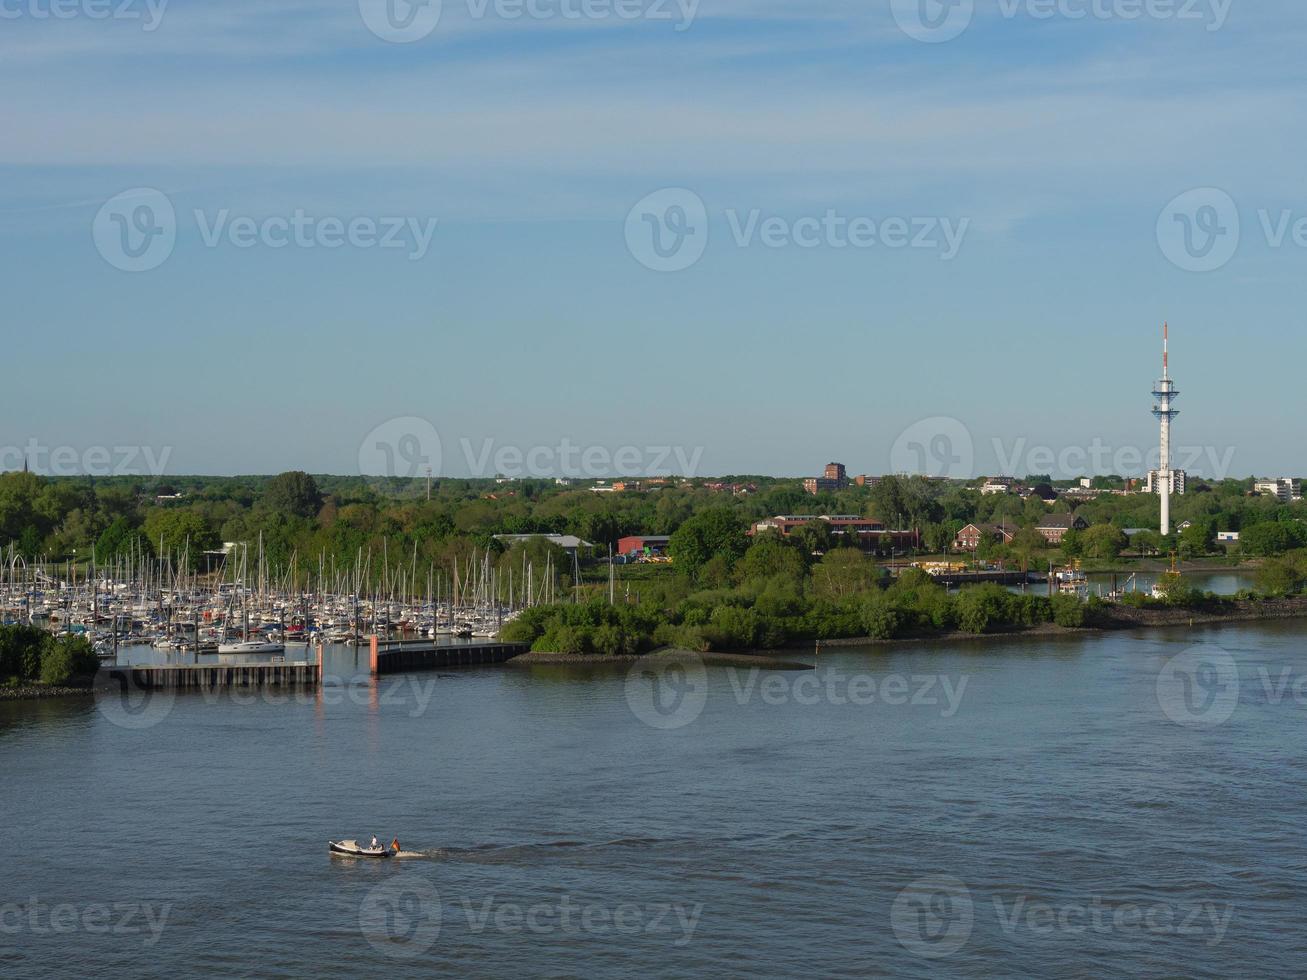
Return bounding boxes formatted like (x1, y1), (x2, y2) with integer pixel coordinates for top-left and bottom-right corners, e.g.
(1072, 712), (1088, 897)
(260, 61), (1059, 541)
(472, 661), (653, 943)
(0, 681), (93, 702)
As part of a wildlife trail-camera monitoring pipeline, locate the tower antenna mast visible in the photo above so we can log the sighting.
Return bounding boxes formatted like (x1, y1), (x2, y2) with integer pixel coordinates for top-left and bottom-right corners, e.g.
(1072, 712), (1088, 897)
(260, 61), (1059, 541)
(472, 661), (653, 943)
(1152, 322), (1180, 536)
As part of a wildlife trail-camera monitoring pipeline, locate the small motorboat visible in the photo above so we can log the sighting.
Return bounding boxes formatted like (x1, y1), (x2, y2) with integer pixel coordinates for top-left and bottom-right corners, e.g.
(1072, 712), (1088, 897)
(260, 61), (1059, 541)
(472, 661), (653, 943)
(329, 839), (392, 859)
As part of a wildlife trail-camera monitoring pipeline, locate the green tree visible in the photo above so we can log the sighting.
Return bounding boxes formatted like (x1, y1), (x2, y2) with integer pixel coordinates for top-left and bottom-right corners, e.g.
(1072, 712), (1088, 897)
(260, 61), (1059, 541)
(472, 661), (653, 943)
(668, 508), (747, 579)
(812, 549), (884, 600)
(40, 635), (98, 685)
(261, 471), (323, 519)
(860, 591), (902, 639)
(1081, 524), (1128, 560)
(955, 583), (1008, 634)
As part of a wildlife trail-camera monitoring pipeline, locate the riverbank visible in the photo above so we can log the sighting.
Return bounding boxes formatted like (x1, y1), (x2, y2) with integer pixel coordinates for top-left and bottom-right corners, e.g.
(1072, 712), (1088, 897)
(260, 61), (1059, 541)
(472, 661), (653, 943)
(795, 595), (1307, 651)
(509, 650), (812, 670)
(0, 680), (93, 702)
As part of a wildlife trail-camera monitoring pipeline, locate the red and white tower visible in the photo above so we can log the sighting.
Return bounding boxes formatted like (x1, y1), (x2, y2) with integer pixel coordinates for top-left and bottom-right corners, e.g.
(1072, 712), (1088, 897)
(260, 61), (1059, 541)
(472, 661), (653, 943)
(1152, 323), (1180, 536)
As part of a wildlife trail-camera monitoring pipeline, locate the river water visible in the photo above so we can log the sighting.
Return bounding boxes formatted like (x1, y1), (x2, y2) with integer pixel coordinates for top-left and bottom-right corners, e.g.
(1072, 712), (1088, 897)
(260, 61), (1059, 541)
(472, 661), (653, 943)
(3, 624), (1306, 977)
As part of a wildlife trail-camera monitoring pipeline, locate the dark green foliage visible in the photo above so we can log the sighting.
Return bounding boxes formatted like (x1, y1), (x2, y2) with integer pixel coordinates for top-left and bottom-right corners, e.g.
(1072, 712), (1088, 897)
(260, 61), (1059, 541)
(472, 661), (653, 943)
(0, 627), (98, 685)
(261, 471), (324, 519)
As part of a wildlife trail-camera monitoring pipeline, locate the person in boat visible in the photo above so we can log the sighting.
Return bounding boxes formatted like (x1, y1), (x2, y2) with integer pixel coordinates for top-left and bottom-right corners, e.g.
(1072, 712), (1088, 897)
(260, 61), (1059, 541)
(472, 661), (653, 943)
(370, 836), (380, 850)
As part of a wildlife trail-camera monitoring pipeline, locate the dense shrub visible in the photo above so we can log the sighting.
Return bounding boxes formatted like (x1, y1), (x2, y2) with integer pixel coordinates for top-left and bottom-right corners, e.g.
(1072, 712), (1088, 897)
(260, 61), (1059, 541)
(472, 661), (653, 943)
(860, 592), (901, 640)
(0, 627), (97, 685)
(1050, 594), (1086, 628)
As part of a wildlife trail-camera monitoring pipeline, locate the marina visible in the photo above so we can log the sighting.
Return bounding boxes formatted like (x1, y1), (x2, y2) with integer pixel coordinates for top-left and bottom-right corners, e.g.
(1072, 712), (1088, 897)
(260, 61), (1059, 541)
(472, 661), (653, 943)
(0, 542), (548, 660)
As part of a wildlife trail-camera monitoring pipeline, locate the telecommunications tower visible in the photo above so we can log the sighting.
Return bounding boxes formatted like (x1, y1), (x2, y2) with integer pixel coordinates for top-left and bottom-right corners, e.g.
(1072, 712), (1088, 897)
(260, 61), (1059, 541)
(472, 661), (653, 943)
(1151, 323), (1180, 536)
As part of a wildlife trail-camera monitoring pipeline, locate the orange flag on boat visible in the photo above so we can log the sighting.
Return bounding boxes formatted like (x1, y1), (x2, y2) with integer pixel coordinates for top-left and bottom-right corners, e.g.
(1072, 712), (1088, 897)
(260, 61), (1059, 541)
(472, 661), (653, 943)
(391, 838), (400, 852)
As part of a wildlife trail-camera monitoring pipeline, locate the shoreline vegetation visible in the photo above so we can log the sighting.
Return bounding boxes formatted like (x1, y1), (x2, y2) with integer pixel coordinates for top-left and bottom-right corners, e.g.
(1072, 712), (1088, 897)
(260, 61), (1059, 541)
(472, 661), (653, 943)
(8, 597), (1307, 703)
(8, 470), (1307, 698)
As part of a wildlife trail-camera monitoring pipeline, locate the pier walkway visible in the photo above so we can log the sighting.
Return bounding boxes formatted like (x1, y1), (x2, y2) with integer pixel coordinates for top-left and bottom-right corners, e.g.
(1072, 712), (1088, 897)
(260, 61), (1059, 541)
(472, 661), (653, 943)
(369, 637), (529, 675)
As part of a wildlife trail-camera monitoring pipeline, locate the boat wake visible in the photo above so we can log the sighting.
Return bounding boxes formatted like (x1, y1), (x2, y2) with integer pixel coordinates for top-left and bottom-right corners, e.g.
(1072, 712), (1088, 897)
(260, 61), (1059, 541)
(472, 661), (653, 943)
(390, 837), (668, 863)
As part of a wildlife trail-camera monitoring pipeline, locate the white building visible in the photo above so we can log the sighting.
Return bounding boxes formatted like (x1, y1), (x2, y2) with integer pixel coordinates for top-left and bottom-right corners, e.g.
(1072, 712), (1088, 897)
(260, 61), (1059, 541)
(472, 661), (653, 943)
(981, 477), (1017, 495)
(1254, 478), (1302, 502)
(1145, 469), (1186, 496)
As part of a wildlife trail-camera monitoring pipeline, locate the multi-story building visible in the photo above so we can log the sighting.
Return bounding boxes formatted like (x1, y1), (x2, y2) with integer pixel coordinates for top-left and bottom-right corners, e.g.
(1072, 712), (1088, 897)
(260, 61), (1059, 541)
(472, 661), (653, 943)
(803, 462), (850, 495)
(981, 477), (1018, 495)
(1036, 513), (1090, 545)
(1145, 469), (1187, 496)
(954, 523), (1017, 551)
(1254, 478), (1302, 501)
(752, 515), (919, 552)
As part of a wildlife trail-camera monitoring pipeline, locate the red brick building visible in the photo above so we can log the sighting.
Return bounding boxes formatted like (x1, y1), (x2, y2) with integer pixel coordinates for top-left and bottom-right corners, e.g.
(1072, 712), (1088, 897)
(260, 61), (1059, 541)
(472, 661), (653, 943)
(752, 515), (919, 553)
(1036, 514), (1088, 544)
(954, 523), (1018, 551)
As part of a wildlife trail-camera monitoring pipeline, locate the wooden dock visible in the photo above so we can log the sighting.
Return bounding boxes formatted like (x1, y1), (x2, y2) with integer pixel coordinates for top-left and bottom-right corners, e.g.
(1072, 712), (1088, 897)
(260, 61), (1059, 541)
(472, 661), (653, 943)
(101, 661), (321, 691)
(369, 637), (529, 675)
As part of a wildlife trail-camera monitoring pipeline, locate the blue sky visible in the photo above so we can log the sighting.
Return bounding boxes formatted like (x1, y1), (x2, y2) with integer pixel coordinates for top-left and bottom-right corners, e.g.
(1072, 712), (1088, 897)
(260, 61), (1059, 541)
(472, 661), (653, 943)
(2, 0), (1305, 480)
